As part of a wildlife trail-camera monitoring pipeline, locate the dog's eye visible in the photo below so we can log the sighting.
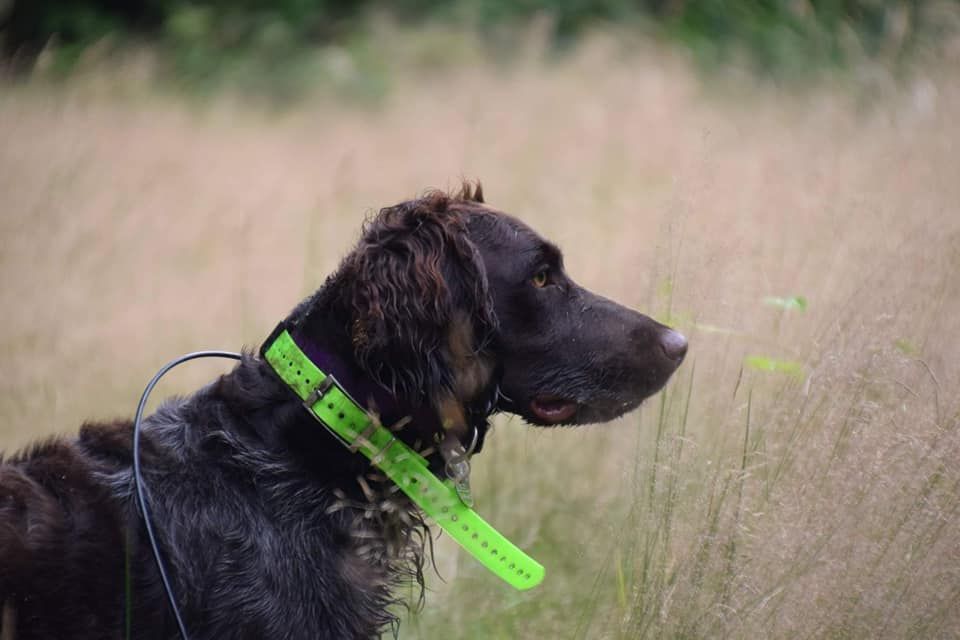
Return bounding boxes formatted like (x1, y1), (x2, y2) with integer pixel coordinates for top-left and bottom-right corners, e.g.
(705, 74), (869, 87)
(531, 268), (550, 288)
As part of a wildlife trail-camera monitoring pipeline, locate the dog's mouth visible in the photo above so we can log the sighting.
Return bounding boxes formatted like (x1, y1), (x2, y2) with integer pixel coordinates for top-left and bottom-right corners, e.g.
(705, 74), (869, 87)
(530, 395), (579, 424)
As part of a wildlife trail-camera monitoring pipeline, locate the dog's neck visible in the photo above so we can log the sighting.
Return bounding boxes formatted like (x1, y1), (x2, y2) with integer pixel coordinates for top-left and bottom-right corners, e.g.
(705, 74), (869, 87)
(287, 324), (442, 438)
(242, 279), (497, 481)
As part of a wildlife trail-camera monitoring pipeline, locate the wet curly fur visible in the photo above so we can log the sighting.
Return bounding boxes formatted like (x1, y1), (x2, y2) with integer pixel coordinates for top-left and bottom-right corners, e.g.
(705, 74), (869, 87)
(0, 183), (687, 639)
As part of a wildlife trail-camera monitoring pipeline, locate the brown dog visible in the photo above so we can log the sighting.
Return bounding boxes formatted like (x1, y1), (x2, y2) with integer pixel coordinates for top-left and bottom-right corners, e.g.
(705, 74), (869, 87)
(0, 185), (686, 639)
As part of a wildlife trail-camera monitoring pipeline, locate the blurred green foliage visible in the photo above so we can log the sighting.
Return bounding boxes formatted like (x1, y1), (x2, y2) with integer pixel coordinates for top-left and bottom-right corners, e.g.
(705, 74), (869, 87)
(1, 0), (956, 92)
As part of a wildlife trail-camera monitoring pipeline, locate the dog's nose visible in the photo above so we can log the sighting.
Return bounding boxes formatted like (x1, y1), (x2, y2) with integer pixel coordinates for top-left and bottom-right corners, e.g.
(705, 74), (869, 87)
(659, 329), (688, 362)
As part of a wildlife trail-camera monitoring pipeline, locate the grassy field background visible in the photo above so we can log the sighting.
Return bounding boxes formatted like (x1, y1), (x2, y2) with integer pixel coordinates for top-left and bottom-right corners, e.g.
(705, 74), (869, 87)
(2, 38), (959, 638)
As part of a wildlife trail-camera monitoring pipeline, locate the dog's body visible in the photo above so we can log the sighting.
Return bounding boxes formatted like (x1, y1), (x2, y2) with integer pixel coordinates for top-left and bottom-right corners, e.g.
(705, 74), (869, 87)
(0, 186), (686, 639)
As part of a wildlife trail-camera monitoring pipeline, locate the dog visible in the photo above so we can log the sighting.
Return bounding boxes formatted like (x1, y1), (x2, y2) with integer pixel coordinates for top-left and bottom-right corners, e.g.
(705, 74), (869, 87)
(0, 184), (687, 639)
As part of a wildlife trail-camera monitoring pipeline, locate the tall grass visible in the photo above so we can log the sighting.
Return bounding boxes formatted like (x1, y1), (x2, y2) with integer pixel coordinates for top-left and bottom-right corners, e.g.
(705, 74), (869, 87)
(1, 37), (958, 639)
(405, 239), (958, 638)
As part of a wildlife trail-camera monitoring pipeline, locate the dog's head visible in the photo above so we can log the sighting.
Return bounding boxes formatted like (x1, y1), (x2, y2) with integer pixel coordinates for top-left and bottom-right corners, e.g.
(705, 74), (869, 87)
(463, 203), (687, 427)
(298, 184), (686, 443)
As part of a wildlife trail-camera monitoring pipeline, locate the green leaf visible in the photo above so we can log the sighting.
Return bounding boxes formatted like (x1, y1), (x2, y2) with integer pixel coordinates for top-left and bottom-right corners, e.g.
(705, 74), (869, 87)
(893, 338), (918, 356)
(763, 295), (808, 311)
(744, 355), (804, 377)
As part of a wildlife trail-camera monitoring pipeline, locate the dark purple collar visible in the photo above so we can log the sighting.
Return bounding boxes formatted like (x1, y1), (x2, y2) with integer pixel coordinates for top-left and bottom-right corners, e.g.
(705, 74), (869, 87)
(289, 327), (439, 433)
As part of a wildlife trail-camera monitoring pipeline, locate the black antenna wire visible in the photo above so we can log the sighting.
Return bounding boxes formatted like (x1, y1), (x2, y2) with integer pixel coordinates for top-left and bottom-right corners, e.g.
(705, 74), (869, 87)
(132, 350), (243, 640)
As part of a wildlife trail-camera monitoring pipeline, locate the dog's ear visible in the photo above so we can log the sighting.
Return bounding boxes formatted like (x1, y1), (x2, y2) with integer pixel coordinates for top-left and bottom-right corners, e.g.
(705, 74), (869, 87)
(345, 194), (496, 406)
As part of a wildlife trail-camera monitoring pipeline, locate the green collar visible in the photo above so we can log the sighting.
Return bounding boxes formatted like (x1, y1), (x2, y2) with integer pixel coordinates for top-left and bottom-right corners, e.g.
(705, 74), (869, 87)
(262, 326), (544, 591)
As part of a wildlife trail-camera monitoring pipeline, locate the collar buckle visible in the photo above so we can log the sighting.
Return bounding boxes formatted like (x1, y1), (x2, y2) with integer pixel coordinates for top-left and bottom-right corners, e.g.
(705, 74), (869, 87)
(304, 375), (336, 407)
(302, 375), (356, 450)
